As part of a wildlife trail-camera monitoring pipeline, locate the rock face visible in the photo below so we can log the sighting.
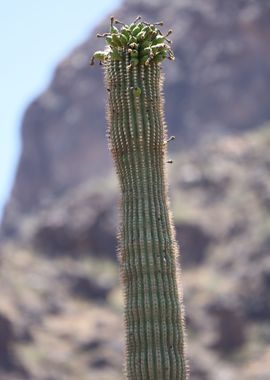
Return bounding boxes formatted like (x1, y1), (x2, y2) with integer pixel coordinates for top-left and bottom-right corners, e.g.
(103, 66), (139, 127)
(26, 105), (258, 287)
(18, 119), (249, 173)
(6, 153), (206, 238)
(2, 0), (270, 234)
(1, 0), (270, 379)
(175, 222), (212, 267)
(0, 313), (26, 375)
(30, 181), (118, 258)
(0, 313), (18, 371)
(1, 125), (269, 380)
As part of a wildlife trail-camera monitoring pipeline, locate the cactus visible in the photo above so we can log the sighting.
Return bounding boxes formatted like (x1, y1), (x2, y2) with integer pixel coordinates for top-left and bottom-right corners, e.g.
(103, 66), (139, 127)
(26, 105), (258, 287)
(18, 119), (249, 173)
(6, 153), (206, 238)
(91, 16), (188, 380)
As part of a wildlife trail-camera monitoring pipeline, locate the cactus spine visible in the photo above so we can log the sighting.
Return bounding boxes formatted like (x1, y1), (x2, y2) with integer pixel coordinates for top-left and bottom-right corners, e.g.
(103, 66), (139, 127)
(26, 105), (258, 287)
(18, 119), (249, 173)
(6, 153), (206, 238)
(92, 17), (187, 380)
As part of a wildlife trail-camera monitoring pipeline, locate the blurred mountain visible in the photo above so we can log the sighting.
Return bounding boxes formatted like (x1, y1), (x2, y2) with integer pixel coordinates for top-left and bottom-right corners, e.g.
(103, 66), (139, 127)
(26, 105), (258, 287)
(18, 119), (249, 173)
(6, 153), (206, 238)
(1, 0), (270, 380)
(1, 126), (270, 380)
(2, 0), (270, 235)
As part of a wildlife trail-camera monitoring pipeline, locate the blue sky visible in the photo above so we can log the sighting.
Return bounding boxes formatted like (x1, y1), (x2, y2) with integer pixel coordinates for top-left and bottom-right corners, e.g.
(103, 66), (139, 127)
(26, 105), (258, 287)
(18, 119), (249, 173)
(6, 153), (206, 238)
(0, 0), (121, 218)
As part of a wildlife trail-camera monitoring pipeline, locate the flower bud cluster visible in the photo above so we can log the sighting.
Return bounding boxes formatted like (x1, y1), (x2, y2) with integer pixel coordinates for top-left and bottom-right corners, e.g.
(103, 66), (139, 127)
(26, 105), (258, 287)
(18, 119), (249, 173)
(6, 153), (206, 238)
(91, 16), (174, 67)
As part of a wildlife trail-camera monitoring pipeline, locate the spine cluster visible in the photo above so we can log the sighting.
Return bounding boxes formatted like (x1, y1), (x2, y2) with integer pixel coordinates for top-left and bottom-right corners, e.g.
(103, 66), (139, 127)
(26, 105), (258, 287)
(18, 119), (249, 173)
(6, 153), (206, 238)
(92, 17), (187, 380)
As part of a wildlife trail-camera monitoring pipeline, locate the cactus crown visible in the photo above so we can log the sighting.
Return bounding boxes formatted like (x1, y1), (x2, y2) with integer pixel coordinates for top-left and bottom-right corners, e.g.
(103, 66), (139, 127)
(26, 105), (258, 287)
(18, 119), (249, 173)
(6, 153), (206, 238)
(91, 15), (175, 67)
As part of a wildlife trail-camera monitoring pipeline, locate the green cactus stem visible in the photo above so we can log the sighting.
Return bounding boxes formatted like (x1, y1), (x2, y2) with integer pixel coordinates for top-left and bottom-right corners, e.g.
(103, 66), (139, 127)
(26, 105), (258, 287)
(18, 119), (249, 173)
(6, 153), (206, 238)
(91, 16), (188, 380)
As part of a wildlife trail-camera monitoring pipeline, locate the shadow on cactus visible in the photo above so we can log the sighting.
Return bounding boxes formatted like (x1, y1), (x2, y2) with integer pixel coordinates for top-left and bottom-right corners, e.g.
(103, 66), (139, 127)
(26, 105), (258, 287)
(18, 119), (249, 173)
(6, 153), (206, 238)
(91, 16), (188, 380)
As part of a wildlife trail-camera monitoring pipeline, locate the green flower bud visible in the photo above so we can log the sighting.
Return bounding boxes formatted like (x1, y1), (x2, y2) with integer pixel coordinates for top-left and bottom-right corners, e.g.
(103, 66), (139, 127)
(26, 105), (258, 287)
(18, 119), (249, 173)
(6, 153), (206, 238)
(133, 86), (141, 97)
(131, 25), (142, 36)
(111, 49), (123, 60)
(129, 35), (137, 44)
(140, 39), (151, 49)
(130, 57), (139, 66)
(130, 23), (137, 31)
(152, 35), (165, 45)
(143, 28), (153, 40)
(93, 51), (108, 61)
(121, 27), (131, 39)
(151, 43), (166, 52)
(112, 34), (123, 47)
(136, 31), (146, 42)
(140, 46), (152, 57)
(119, 33), (128, 45)
(130, 49), (138, 58)
(153, 51), (167, 63)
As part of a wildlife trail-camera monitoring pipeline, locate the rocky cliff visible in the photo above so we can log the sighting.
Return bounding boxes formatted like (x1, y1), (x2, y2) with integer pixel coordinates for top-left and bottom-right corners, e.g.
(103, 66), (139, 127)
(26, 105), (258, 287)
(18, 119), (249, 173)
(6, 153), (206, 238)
(1, 0), (270, 380)
(1, 126), (270, 380)
(2, 0), (270, 235)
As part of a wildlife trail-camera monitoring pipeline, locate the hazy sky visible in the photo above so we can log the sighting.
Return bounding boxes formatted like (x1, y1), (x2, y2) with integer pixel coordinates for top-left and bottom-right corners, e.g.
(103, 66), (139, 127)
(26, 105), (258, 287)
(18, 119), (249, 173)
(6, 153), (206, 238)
(0, 0), (121, 218)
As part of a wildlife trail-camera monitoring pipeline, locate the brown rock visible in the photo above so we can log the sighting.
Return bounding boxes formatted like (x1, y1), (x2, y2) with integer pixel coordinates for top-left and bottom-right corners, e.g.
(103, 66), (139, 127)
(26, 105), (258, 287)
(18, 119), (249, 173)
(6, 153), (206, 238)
(207, 299), (246, 353)
(175, 222), (212, 267)
(239, 264), (270, 321)
(0, 313), (26, 374)
(69, 274), (112, 301)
